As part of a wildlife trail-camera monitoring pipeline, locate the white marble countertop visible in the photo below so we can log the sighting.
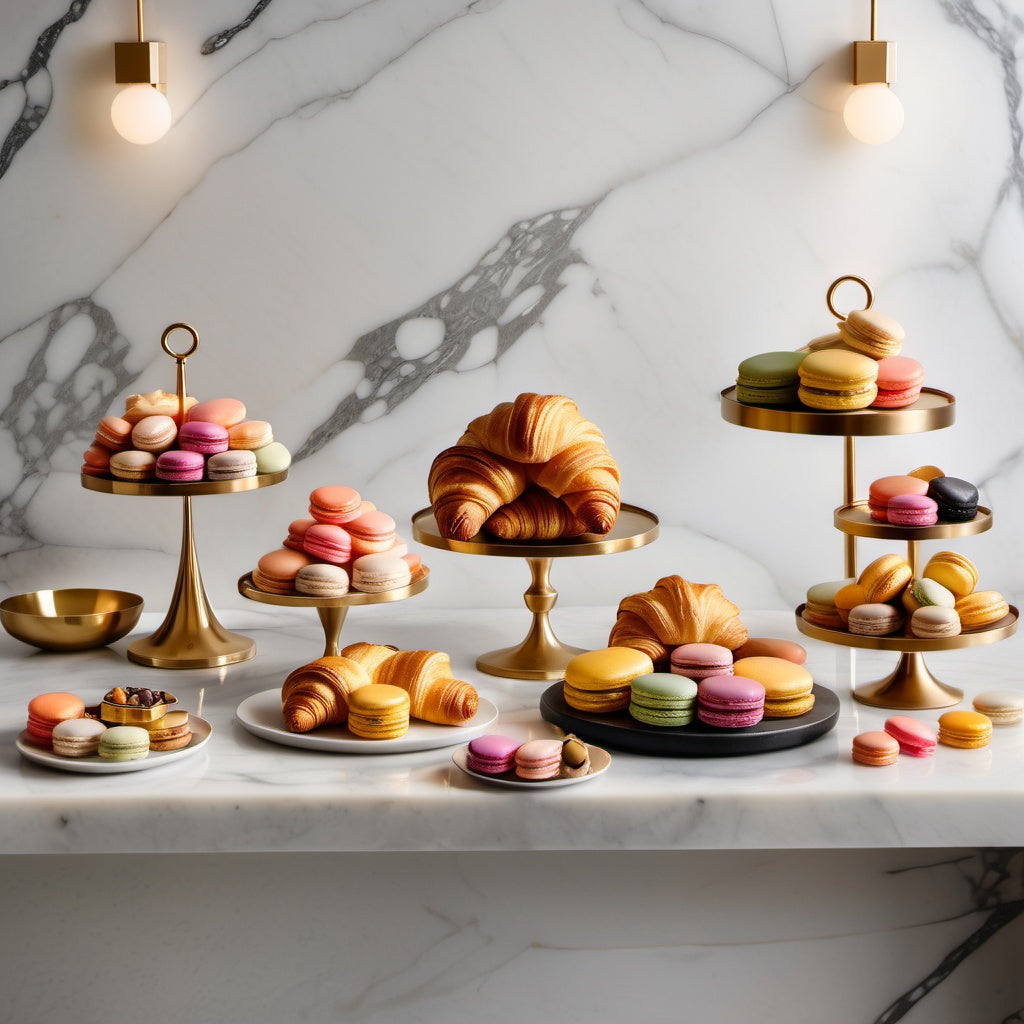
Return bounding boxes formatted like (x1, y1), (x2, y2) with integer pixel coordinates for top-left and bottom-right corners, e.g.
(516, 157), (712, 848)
(2, 605), (1022, 854)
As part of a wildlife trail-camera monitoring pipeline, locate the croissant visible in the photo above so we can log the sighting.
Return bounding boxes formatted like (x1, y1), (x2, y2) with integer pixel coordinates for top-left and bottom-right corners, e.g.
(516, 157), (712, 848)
(281, 656), (370, 732)
(340, 642), (400, 676)
(484, 487), (588, 540)
(527, 440), (620, 535)
(370, 650), (479, 725)
(429, 443), (528, 541)
(608, 576), (748, 665)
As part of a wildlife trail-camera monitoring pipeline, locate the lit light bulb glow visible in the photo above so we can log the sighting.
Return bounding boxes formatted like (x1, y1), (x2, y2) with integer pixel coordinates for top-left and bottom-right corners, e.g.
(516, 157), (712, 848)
(110, 84), (171, 144)
(843, 83), (903, 145)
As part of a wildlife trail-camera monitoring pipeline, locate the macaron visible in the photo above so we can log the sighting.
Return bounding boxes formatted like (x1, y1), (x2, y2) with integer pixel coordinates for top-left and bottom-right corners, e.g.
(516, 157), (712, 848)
(309, 485), (362, 525)
(81, 443), (111, 477)
(838, 307), (905, 359)
(937, 710), (993, 749)
(923, 551), (978, 598)
(858, 554), (912, 603)
(852, 730), (899, 766)
(131, 415), (178, 453)
(735, 351), (806, 406)
(350, 552), (412, 593)
(252, 547), (315, 594)
(109, 450), (157, 481)
(867, 475), (929, 521)
(886, 494), (938, 528)
(910, 606), (961, 639)
(466, 734), (521, 775)
(228, 420), (274, 450)
(871, 355), (924, 408)
(908, 465), (944, 482)
(98, 725), (151, 761)
(972, 689), (1024, 726)
(124, 389), (196, 425)
(148, 710), (192, 751)
(802, 579), (854, 630)
(26, 692), (86, 748)
(955, 591), (1010, 631)
(283, 518), (316, 551)
(177, 420), (229, 455)
(346, 510), (398, 556)
(669, 643), (733, 681)
(628, 672), (698, 727)
(186, 397), (247, 428)
(563, 647), (655, 714)
(560, 735), (591, 778)
(206, 449), (257, 480)
(155, 449), (205, 483)
(797, 349), (878, 411)
(834, 582), (868, 625)
(253, 441), (292, 474)
(94, 415), (134, 450)
(732, 637), (807, 665)
(926, 476), (979, 523)
(848, 603), (904, 637)
(303, 524), (353, 566)
(514, 739), (564, 781)
(51, 718), (107, 758)
(884, 715), (936, 757)
(732, 656), (814, 718)
(295, 563), (350, 598)
(346, 683), (410, 740)
(902, 578), (955, 614)
(697, 675), (765, 728)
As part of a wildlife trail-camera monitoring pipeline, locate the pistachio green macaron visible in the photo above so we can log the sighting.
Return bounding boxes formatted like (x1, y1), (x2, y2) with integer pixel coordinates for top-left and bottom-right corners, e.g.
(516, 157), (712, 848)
(98, 725), (150, 761)
(629, 673), (698, 727)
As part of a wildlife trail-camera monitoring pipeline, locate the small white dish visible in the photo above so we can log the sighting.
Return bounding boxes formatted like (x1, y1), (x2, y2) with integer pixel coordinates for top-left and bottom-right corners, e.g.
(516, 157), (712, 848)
(235, 688), (498, 754)
(451, 743), (611, 788)
(16, 715), (211, 774)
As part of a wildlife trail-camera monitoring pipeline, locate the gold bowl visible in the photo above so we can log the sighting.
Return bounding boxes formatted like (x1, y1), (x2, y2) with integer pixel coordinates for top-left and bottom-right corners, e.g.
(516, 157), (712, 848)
(100, 694), (177, 726)
(0, 589), (144, 652)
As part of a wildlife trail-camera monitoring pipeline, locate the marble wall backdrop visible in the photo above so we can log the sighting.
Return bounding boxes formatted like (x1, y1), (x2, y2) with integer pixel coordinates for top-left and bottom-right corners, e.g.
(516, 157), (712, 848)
(0, 0), (1022, 613)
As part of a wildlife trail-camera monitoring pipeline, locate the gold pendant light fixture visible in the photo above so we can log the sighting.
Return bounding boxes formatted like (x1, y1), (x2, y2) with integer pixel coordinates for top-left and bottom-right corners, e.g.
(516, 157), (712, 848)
(843, 0), (903, 144)
(111, 0), (171, 144)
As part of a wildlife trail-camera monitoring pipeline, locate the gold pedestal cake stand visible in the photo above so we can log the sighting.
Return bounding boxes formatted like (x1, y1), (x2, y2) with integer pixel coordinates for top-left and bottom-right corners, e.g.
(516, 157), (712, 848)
(81, 323), (287, 670)
(412, 504), (659, 681)
(237, 566), (430, 658)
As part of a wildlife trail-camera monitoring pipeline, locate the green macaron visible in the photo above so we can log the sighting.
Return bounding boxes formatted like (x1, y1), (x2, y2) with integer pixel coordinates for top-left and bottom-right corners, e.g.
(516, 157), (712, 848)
(735, 351), (806, 406)
(629, 673), (698, 727)
(98, 725), (150, 761)
(254, 441), (292, 474)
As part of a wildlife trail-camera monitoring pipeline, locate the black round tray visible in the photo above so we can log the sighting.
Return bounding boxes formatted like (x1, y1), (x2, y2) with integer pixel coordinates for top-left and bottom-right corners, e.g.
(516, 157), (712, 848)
(539, 682), (840, 757)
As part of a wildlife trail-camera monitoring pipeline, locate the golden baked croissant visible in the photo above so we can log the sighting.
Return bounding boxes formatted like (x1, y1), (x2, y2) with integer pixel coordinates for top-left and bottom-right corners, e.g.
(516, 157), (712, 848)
(340, 642), (400, 676)
(428, 443), (528, 541)
(527, 440), (620, 535)
(608, 576), (748, 664)
(370, 650), (479, 725)
(484, 487), (588, 540)
(281, 656), (370, 732)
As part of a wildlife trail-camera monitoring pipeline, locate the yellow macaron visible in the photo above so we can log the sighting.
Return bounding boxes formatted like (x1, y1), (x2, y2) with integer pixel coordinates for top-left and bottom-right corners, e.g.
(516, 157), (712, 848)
(346, 684), (410, 740)
(838, 308), (905, 359)
(954, 590), (1009, 631)
(923, 551), (979, 599)
(937, 710), (993, 749)
(858, 554), (912, 604)
(732, 656), (815, 718)
(834, 582), (868, 625)
(797, 350), (879, 411)
(564, 646), (655, 713)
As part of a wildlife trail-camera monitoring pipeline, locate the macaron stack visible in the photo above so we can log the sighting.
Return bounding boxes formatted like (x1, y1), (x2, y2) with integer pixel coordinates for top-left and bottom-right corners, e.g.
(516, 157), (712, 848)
(251, 485), (420, 596)
(867, 467), (980, 526)
(465, 733), (593, 781)
(83, 391), (291, 483)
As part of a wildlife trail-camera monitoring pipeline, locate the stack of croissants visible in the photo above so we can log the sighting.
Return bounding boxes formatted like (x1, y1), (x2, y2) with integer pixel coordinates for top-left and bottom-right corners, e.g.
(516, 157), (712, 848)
(429, 393), (621, 541)
(282, 642), (478, 733)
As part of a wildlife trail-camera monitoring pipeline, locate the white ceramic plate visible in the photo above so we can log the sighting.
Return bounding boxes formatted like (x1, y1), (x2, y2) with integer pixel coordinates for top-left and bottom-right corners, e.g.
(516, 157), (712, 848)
(235, 688), (499, 754)
(16, 716), (212, 774)
(451, 743), (611, 788)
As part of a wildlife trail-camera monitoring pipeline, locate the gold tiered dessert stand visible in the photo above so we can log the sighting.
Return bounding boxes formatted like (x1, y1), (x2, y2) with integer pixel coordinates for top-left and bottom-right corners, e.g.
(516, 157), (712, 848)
(237, 565), (430, 658)
(721, 275), (1017, 710)
(82, 323), (287, 669)
(412, 504), (659, 680)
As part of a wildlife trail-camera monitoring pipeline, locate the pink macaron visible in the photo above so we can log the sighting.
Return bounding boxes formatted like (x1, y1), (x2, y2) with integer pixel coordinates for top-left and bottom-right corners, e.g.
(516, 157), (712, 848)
(514, 739), (563, 780)
(177, 420), (229, 455)
(669, 643), (734, 681)
(867, 475), (929, 521)
(697, 675), (765, 728)
(155, 449), (205, 482)
(884, 715), (937, 757)
(467, 734), (521, 775)
(346, 510), (397, 556)
(871, 356), (925, 409)
(303, 524), (353, 565)
(886, 493), (939, 527)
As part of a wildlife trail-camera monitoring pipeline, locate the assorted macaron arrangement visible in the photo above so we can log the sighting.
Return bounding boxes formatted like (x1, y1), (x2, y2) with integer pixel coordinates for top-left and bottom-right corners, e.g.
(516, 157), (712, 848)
(23, 687), (193, 759)
(867, 467), (980, 526)
(803, 551), (1010, 639)
(465, 733), (593, 781)
(82, 391), (291, 483)
(252, 485), (422, 597)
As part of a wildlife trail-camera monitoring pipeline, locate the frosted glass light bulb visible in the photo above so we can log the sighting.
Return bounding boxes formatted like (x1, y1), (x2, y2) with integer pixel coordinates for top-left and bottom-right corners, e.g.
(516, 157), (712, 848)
(110, 84), (171, 144)
(843, 83), (904, 145)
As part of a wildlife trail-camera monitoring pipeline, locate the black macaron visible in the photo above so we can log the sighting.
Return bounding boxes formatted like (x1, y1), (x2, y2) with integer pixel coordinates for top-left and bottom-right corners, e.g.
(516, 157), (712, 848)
(926, 476), (979, 522)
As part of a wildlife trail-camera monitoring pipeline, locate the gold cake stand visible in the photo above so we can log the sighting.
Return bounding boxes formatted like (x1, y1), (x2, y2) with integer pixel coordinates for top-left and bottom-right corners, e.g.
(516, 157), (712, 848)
(411, 504), (659, 680)
(80, 323), (287, 670)
(237, 565), (430, 657)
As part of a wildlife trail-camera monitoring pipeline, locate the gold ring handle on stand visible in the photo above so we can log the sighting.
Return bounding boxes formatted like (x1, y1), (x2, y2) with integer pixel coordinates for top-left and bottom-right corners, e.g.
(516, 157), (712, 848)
(161, 322), (199, 424)
(826, 275), (874, 321)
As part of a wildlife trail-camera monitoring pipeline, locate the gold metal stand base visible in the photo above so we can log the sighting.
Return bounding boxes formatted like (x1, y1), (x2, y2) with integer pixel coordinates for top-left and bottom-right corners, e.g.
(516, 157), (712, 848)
(853, 651), (963, 710)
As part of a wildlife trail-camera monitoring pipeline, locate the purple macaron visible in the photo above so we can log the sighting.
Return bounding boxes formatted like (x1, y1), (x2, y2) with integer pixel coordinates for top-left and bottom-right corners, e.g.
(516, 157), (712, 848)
(886, 493), (938, 527)
(155, 449), (205, 482)
(697, 675), (765, 728)
(178, 420), (230, 455)
(466, 734), (521, 775)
